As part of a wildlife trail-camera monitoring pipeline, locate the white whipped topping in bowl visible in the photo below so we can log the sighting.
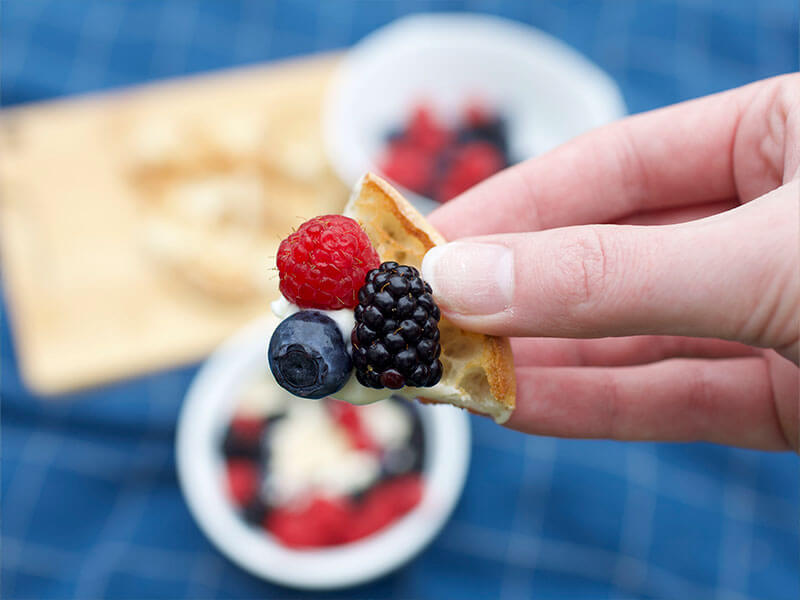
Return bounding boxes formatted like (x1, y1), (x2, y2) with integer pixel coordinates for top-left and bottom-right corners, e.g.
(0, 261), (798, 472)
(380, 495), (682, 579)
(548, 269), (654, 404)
(262, 399), (382, 505)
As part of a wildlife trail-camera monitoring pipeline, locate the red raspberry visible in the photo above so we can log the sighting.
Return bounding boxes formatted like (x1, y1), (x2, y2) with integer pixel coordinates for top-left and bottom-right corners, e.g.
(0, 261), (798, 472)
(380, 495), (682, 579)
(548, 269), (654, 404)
(345, 475), (423, 542)
(230, 416), (264, 441)
(267, 496), (353, 548)
(267, 508), (328, 548)
(463, 99), (493, 128)
(407, 104), (450, 153)
(370, 474), (423, 516)
(328, 400), (375, 451)
(277, 216), (380, 310)
(380, 139), (435, 195)
(307, 497), (353, 545)
(437, 141), (505, 202)
(225, 459), (259, 506)
(346, 494), (396, 542)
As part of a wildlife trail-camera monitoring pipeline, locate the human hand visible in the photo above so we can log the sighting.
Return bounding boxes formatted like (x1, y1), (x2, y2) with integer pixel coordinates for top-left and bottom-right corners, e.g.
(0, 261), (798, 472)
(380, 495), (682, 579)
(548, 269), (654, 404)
(422, 74), (799, 451)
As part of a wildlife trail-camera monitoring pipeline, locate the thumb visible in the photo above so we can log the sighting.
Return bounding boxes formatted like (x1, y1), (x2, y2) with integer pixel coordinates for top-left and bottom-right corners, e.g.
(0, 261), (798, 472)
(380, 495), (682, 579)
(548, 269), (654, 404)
(421, 181), (799, 358)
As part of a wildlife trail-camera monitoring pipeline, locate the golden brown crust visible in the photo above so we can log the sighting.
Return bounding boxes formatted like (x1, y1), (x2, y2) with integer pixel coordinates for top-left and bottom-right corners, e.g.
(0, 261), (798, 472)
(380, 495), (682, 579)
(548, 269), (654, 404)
(484, 335), (516, 411)
(358, 175), (446, 248)
(345, 173), (516, 422)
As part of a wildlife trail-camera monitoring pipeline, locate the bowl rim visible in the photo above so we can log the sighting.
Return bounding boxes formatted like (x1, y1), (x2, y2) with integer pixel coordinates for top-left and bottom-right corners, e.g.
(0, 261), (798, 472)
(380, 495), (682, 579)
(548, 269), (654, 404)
(175, 317), (471, 590)
(323, 12), (627, 202)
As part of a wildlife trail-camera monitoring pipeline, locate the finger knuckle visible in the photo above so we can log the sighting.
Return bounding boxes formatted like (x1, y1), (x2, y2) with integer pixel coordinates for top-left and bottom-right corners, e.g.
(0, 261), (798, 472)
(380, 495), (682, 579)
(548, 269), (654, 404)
(776, 72), (800, 104)
(597, 370), (625, 439)
(554, 227), (611, 316)
(613, 122), (651, 205)
(684, 363), (715, 438)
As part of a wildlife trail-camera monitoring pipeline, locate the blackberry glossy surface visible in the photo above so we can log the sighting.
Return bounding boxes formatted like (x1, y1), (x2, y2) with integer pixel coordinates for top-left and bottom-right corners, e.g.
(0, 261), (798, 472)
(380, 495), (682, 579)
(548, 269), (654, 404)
(352, 262), (443, 389)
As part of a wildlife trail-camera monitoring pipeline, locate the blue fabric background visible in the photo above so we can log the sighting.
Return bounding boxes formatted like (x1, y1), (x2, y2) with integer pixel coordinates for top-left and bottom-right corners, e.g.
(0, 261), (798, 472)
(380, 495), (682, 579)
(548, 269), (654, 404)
(1, 1), (798, 598)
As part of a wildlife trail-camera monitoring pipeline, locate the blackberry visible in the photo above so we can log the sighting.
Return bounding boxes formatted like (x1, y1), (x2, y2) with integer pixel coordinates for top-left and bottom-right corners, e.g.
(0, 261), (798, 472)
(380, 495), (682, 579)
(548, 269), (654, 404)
(222, 428), (260, 460)
(352, 261), (443, 389)
(222, 418), (265, 460)
(458, 116), (509, 158)
(242, 497), (269, 526)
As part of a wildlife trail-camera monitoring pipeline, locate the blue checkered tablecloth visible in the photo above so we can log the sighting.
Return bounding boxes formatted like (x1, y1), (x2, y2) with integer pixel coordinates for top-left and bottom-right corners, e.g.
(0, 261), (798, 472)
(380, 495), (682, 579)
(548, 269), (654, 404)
(1, 1), (798, 599)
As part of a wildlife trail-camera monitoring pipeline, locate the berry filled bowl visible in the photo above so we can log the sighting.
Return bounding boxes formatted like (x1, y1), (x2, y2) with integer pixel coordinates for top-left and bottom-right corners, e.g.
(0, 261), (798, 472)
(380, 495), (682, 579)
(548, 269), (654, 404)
(324, 13), (627, 213)
(176, 318), (470, 590)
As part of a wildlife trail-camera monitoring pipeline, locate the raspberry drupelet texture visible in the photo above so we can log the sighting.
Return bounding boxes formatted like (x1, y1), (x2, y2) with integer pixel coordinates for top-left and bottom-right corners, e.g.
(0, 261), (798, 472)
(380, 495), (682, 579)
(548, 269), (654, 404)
(352, 262), (443, 389)
(277, 215), (380, 310)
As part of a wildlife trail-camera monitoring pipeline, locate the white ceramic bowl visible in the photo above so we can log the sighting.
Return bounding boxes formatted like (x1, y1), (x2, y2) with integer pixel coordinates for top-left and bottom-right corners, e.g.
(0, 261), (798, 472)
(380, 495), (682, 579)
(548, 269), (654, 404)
(176, 318), (471, 590)
(324, 13), (627, 213)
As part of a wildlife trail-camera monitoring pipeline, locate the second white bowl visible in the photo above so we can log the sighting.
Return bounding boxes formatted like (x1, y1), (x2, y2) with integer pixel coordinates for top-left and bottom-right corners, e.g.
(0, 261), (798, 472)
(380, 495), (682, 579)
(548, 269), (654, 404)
(175, 318), (471, 590)
(324, 13), (627, 212)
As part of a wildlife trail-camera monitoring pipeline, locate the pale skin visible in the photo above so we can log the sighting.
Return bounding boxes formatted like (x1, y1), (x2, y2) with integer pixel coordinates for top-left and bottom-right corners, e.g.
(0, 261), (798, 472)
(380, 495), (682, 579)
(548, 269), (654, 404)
(422, 74), (799, 451)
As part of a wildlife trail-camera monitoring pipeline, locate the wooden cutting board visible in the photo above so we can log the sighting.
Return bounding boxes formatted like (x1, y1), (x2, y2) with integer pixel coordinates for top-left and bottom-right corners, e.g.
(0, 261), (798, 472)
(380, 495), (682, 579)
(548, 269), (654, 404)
(0, 54), (348, 395)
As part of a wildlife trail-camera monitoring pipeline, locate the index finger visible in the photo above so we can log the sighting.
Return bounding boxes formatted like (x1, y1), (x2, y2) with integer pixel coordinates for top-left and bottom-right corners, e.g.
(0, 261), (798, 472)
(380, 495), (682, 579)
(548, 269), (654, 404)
(428, 76), (773, 239)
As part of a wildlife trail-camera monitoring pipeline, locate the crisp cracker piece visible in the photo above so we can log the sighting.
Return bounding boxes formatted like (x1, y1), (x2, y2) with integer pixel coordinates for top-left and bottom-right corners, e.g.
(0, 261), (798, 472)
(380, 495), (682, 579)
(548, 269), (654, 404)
(344, 173), (516, 423)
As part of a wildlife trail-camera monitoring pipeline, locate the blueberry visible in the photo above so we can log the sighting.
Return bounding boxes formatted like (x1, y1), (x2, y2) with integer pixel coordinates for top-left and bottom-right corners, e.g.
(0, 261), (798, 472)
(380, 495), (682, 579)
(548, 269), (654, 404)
(243, 497), (269, 525)
(385, 128), (404, 143)
(458, 117), (509, 155)
(409, 418), (426, 471)
(381, 446), (416, 476)
(222, 428), (261, 460)
(268, 311), (352, 399)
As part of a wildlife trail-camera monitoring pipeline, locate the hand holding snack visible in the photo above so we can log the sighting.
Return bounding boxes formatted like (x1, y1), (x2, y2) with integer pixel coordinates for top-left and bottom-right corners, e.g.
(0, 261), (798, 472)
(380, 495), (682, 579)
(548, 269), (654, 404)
(268, 174), (515, 422)
(422, 74), (799, 451)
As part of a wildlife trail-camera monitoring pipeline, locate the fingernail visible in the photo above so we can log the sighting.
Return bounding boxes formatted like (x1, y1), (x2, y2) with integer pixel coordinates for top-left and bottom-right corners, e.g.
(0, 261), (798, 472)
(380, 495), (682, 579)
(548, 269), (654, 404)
(422, 242), (514, 315)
